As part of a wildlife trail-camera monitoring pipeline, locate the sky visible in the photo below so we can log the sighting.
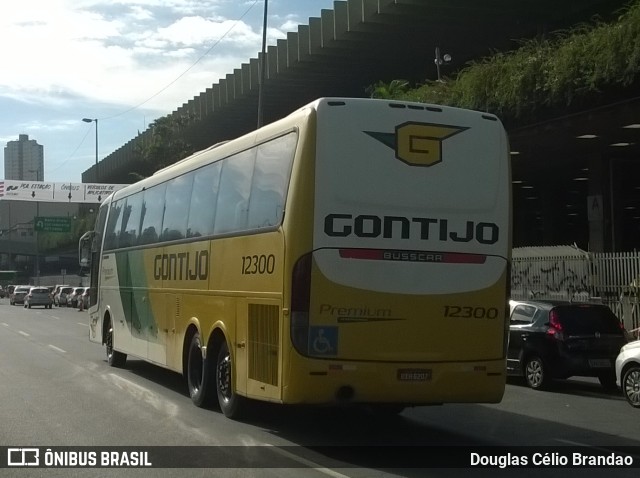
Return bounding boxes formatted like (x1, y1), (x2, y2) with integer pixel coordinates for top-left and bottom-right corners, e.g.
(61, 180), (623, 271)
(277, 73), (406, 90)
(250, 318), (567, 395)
(0, 0), (337, 183)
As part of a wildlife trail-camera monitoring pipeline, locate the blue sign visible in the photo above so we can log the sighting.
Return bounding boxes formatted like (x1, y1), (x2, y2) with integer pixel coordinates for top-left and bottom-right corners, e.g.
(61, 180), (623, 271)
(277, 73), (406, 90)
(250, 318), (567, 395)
(308, 326), (338, 356)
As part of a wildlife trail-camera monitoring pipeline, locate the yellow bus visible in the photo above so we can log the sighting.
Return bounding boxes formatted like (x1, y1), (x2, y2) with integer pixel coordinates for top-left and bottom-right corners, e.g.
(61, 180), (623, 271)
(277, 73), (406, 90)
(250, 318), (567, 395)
(79, 97), (511, 418)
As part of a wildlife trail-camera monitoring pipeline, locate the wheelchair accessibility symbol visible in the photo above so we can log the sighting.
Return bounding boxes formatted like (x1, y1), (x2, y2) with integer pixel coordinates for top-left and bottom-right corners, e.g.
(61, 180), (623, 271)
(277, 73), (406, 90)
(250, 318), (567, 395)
(309, 326), (338, 356)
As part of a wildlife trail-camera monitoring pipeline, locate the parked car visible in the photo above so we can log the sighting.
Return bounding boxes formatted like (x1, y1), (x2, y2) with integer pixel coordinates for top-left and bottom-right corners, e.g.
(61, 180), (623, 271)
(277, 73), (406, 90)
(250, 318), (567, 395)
(10, 285), (32, 305)
(508, 299), (628, 390)
(615, 340), (640, 408)
(24, 286), (53, 309)
(0, 285), (5, 298)
(56, 286), (74, 306)
(52, 284), (71, 306)
(68, 287), (86, 308)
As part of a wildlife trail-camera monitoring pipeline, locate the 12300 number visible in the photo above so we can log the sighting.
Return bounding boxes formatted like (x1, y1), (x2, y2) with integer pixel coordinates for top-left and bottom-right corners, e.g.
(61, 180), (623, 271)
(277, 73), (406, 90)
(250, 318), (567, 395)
(241, 254), (276, 275)
(444, 305), (499, 319)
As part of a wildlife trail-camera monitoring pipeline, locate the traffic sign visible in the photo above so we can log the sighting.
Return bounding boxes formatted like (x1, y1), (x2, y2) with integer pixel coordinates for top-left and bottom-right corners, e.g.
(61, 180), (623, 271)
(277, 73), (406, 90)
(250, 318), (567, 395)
(34, 216), (71, 233)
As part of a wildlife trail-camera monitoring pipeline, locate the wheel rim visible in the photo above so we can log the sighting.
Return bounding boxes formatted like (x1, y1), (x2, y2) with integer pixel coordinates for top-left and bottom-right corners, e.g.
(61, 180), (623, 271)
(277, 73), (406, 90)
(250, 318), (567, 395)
(217, 351), (232, 403)
(188, 339), (203, 394)
(624, 369), (640, 406)
(526, 359), (543, 387)
(106, 325), (114, 361)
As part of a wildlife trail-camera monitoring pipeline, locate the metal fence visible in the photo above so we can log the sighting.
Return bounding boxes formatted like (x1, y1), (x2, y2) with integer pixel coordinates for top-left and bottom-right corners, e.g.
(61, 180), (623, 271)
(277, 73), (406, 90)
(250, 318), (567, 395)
(511, 250), (640, 336)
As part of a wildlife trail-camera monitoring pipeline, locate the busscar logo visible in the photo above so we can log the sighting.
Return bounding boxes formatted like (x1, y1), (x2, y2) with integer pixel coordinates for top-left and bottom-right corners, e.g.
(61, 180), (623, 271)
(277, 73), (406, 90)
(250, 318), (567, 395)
(365, 122), (468, 167)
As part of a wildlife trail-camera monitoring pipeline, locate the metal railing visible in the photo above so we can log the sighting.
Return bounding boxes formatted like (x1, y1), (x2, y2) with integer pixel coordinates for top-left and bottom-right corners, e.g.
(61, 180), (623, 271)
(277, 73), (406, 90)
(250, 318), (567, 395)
(511, 251), (640, 336)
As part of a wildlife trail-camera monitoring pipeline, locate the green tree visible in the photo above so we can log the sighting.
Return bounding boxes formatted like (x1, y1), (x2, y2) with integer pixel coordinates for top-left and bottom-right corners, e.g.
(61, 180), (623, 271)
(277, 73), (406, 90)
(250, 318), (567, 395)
(366, 0), (640, 125)
(132, 113), (196, 180)
(366, 79), (410, 98)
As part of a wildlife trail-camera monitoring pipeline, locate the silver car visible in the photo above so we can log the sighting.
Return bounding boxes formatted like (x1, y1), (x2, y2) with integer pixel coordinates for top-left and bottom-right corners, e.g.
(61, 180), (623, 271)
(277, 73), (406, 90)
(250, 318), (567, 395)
(615, 340), (640, 408)
(24, 287), (53, 309)
(10, 285), (31, 305)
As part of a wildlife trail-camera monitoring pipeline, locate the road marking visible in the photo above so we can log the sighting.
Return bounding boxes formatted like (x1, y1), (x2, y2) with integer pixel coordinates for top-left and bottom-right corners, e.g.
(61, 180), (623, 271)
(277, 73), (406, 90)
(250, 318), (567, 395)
(106, 373), (179, 416)
(2, 323), (8, 327)
(19, 331), (29, 337)
(555, 439), (590, 446)
(48, 344), (67, 354)
(78, 322), (89, 327)
(554, 439), (628, 455)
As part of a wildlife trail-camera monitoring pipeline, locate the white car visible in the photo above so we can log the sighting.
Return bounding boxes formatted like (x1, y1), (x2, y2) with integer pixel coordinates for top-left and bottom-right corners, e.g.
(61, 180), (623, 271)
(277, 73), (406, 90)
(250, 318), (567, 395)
(615, 339), (640, 408)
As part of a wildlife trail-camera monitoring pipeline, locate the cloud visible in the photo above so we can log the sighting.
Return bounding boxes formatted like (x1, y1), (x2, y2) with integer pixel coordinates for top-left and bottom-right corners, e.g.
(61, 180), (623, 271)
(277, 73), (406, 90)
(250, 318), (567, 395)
(0, 0), (263, 111)
(153, 16), (258, 47)
(0, 0), (338, 182)
(0, 0), (312, 115)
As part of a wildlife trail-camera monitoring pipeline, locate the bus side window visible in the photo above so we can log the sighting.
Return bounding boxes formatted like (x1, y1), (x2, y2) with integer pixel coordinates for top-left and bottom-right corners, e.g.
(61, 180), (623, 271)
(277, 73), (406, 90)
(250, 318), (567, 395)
(186, 161), (221, 238)
(104, 200), (123, 250)
(247, 132), (297, 229)
(119, 193), (143, 247)
(162, 173), (194, 241)
(214, 149), (255, 235)
(139, 183), (167, 245)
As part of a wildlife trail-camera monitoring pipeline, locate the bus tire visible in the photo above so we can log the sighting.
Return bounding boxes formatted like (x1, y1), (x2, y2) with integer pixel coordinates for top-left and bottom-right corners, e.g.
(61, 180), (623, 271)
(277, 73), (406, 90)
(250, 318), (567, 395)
(105, 318), (127, 368)
(187, 332), (215, 407)
(216, 340), (246, 419)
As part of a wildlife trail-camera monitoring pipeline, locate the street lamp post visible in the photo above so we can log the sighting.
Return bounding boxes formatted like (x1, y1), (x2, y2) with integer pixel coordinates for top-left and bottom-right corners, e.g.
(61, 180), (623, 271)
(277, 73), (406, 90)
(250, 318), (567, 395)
(28, 169), (41, 285)
(257, 0), (268, 129)
(82, 118), (99, 182)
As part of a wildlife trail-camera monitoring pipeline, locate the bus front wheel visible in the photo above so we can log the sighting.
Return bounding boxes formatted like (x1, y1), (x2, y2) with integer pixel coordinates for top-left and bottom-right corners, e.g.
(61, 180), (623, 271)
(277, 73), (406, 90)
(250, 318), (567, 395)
(216, 340), (246, 419)
(105, 319), (127, 367)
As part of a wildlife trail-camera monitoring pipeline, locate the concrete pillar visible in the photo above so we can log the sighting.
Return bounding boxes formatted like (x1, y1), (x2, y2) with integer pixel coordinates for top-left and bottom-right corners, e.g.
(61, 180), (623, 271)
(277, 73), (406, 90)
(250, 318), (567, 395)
(587, 152), (607, 252)
(540, 183), (565, 245)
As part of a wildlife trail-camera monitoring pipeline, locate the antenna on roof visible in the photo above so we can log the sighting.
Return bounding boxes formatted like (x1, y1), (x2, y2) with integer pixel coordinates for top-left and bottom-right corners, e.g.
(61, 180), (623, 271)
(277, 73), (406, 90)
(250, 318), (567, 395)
(434, 47), (452, 82)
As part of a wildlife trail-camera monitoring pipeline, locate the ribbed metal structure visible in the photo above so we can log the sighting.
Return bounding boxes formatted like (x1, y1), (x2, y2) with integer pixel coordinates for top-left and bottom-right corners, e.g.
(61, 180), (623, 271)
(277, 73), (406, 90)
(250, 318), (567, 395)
(83, 0), (625, 184)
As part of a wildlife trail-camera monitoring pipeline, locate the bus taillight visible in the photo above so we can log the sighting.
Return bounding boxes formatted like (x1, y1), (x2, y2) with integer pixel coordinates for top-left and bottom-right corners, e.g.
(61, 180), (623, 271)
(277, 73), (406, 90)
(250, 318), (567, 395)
(291, 253), (312, 356)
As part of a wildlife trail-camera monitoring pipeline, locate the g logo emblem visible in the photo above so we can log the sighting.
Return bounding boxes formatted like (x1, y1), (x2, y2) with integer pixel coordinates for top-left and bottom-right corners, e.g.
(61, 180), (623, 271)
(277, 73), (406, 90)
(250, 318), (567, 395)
(395, 122), (467, 167)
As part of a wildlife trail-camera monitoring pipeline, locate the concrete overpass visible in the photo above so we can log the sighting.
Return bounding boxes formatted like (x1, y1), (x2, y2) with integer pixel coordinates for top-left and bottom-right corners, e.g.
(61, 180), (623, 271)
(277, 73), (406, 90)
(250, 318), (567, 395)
(82, 0), (639, 251)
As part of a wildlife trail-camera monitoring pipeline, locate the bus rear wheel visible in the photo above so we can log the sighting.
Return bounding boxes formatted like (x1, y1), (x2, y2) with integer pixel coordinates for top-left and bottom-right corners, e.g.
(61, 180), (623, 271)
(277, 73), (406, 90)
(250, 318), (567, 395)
(105, 319), (127, 367)
(187, 332), (215, 407)
(216, 340), (246, 419)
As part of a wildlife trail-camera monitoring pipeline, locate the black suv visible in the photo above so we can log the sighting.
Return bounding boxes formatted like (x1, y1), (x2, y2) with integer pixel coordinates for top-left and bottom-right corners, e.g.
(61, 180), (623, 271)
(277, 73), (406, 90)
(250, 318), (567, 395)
(508, 300), (628, 390)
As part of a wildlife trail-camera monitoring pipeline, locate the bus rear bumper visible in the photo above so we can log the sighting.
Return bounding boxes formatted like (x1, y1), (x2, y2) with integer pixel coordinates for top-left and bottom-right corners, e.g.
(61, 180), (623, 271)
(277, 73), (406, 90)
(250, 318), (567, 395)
(282, 359), (506, 405)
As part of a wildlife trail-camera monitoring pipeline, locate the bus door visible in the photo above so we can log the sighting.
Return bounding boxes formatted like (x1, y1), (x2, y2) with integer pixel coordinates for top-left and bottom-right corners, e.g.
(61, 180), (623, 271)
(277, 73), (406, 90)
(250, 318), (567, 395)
(100, 251), (133, 354)
(127, 248), (166, 365)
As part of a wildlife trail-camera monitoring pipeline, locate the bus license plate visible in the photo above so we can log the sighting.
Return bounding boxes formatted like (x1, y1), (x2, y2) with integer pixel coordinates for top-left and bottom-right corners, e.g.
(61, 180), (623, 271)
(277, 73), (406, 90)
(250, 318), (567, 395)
(398, 369), (431, 381)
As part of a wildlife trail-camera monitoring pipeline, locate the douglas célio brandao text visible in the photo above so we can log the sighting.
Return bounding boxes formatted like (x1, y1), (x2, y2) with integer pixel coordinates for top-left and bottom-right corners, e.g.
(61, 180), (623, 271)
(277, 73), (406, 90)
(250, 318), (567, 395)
(470, 451), (634, 468)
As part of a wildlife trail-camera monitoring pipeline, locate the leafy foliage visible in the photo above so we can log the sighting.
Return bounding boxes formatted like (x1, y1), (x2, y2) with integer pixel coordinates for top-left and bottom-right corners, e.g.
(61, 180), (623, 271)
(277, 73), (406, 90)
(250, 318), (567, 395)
(40, 113), (198, 254)
(369, 1), (640, 124)
(131, 113), (197, 180)
(366, 79), (410, 98)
